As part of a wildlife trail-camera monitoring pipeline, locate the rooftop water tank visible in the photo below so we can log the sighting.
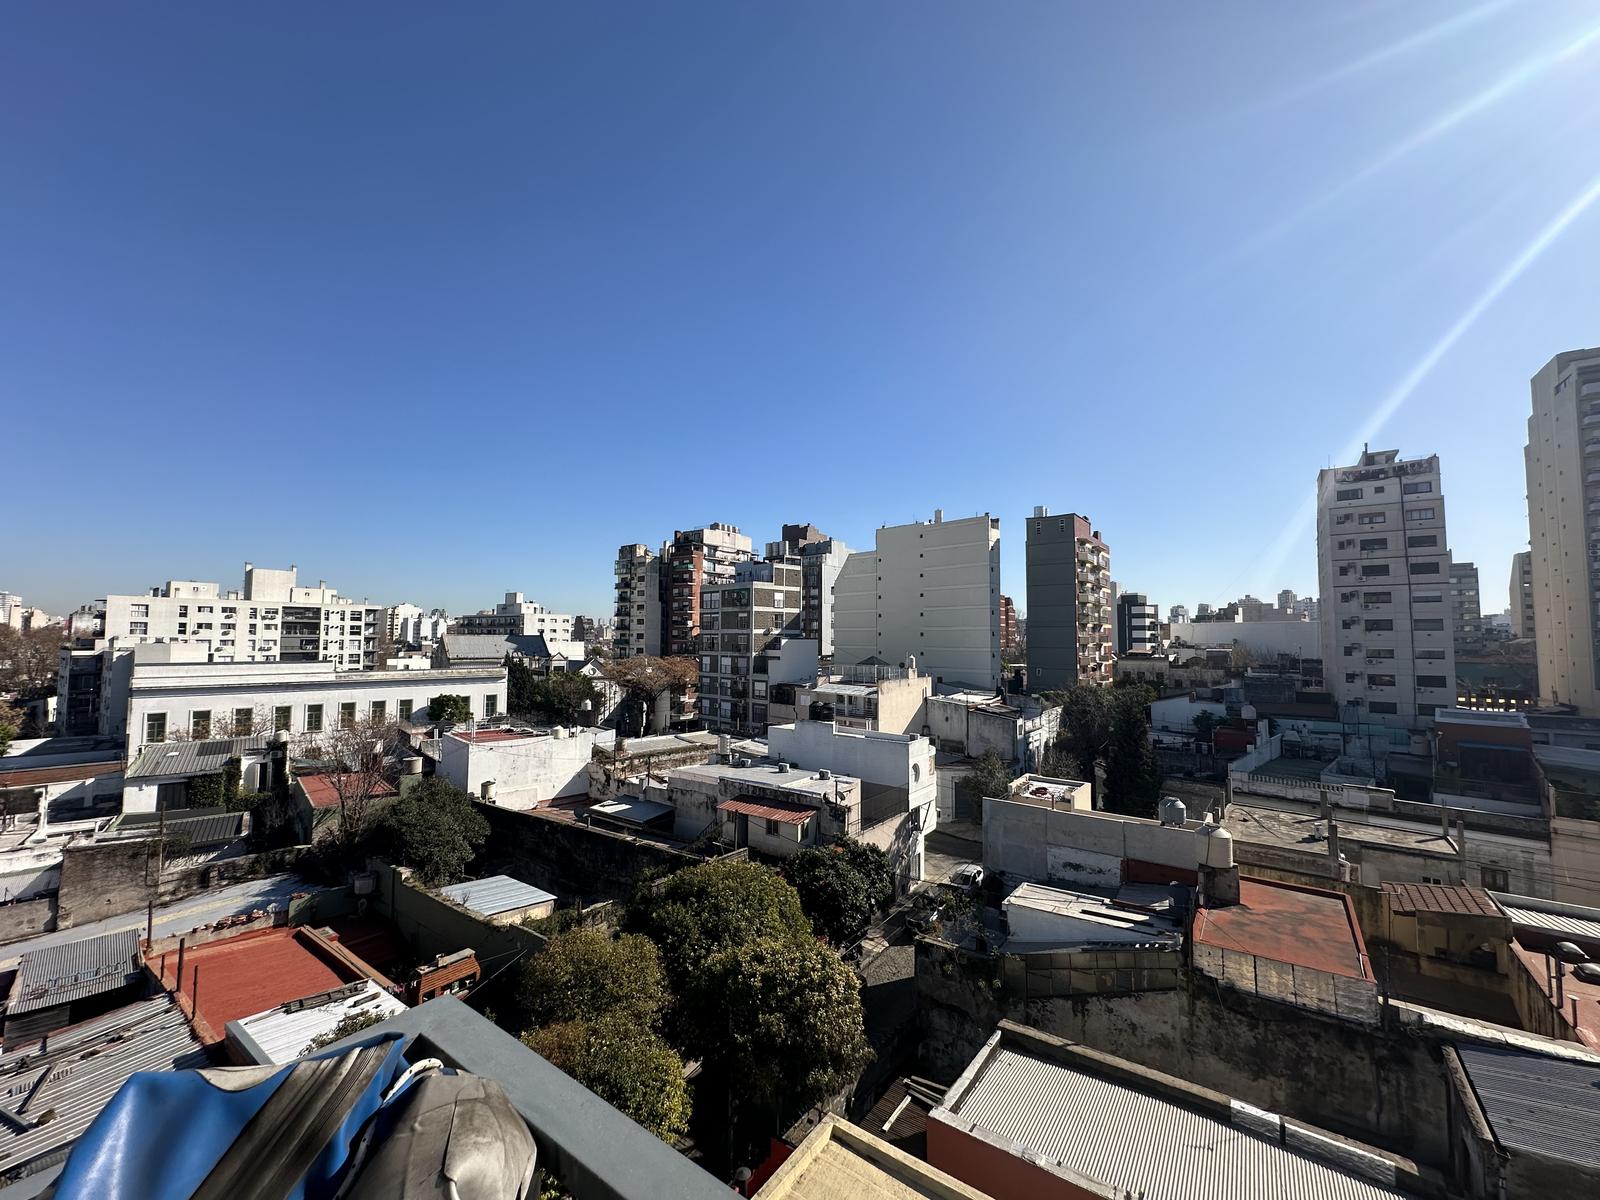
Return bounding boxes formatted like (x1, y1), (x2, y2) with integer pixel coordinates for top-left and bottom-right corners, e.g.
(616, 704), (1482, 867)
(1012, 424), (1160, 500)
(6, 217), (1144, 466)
(1158, 797), (1187, 827)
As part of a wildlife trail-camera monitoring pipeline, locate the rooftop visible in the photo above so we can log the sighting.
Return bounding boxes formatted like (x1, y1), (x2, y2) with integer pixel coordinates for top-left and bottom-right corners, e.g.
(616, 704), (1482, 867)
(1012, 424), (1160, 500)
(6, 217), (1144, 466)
(1193, 879), (1373, 981)
(756, 1114), (990, 1200)
(1456, 1041), (1600, 1170)
(934, 1026), (1409, 1200)
(225, 978), (408, 1065)
(1002, 882), (1183, 951)
(100, 807), (249, 846)
(1435, 709), (1530, 729)
(1005, 775), (1091, 809)
(1532, 743), (1600, 789)
(0, 759), (123, 793)
(672, 758), (855, 800)
(296, 772), (399, 810)
(1381, 882), (1503, 919)
(124, 735), (271, 781)
(0, 998), (207, 1183)
(718, 795), (819, 825)
(1490, 892), (1600, 948)
(439, 875), (556, 917)
(7, 928), (143, 1016)
(1225, 800), (1457, 856)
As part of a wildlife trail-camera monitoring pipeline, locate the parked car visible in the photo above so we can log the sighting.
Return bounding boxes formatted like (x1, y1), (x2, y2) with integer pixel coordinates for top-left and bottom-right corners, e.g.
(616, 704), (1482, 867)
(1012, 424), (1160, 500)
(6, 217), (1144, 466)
(950, 863), (984, 893)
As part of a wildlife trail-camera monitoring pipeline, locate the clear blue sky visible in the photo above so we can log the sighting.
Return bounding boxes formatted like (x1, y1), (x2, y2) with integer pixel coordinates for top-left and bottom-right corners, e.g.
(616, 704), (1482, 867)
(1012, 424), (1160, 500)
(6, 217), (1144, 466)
(5, 2), (1599, 620)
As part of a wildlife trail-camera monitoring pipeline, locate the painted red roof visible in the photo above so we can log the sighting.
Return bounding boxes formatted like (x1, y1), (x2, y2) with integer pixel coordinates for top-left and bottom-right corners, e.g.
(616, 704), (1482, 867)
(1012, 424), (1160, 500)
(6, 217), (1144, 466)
(1193, 879), (1373, 981)
(0, 759), (123, 790)
(449, 729), (535, 744)
(718, 796), (816, 825)
(1382, 881), (1502, 918)
(298, 772), (398, 810)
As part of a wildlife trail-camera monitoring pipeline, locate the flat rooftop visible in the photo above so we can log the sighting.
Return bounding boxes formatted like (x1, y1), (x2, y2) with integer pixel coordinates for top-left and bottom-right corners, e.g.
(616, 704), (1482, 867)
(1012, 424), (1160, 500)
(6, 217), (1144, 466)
(671, 759), (855, 799)
(440, 874), (556, 916)
(1225, 801), (1457, 855)
(1435, 708), (1530, 729)
(756, 1114), (990, 1200)
(1007, 775), (1091, 808)
(1193, 879), (1372, 981)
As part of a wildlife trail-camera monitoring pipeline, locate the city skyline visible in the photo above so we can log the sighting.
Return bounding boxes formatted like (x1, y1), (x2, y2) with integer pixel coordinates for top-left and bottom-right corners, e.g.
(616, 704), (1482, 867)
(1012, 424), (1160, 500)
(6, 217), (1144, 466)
(8, 4), (1600, 618)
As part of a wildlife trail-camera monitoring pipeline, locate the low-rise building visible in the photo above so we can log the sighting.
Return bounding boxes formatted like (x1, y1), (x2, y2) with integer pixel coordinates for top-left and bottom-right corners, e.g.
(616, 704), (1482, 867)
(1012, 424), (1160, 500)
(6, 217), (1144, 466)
(925, 688), (1061, 769)
(226, 979), (407, 1065)
(437, 725), (610, 810)
(439, 874), (557, 924)
(755, 1113), (992, 1200)
(795, 664), (933, 736)
(661, 756), (862, 854)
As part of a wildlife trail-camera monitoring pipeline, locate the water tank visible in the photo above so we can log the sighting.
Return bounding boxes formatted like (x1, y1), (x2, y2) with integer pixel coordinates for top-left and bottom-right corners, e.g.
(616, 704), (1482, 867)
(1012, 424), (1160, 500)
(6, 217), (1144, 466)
(480, 780), (497, 804)
(818, 769), (832, 780)
(776, 762), (791, 774)
(1158, 797), (1187, 827)
(552, 726), (567, 739)
(1202, 825), (1235, 869)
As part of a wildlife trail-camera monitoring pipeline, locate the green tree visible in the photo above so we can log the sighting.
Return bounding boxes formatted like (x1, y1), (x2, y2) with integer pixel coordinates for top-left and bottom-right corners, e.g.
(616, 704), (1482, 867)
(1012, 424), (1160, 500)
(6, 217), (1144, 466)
(1057, 684), (1114, 768)
(523, 1017), (690, 1143)
(506, 656), (539, 717)
(702, 937), (871, 1114)
(377, 777), (490, 885)
(530, 672), (603, 725)
(303, 1009), (386, 1055)
(955, 749), (1016, 812)
(1102, 685), (1162, 818)
(784, 840), (893, 945)
(1192, 711), (1219, 742)
(0, 701), (22, 758)
(428, 694), (473, 725)
(516, 928), (667, 1031)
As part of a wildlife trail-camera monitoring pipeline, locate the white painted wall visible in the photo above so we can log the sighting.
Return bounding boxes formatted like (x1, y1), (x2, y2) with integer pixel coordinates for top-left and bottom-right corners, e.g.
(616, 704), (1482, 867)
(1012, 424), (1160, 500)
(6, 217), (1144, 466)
(438, 727), (612, 810)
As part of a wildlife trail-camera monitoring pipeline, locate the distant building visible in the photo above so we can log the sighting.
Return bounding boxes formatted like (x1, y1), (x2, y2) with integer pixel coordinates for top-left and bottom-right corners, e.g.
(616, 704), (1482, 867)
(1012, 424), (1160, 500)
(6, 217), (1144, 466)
(1196, 602), (1215, 618)
(1114, 591), (1158, 656)
(1168, 604), (1189, 623)
(1317, 447), (1456, 729)
(834, 510), (1001, 689)
(1277, 588), (1296, 611)
(1024, 507), (1110, 691)
(386, 604), (448, 647)
(454, 593), (576, 650)
(0, 592), (54, 632)
(1510, 549), (1535, 640)
(664, 524), (753, 658)
(998, 594), (1019, 657)
(1451, 560), (1483, 649)
(797, 663), (934, 736)
(697, 558), (815, 736)
(612, 543), (662, 658)
(765, 524), (852, 657)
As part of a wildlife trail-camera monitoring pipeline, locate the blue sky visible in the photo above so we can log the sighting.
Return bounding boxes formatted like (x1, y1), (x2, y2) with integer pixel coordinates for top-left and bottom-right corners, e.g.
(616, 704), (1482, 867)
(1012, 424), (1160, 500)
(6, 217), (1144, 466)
(5, 2), (1599, 620)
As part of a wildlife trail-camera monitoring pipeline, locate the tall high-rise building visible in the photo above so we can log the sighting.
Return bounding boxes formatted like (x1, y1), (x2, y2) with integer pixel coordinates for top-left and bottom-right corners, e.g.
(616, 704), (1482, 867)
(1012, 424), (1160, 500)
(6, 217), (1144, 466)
(833, 510), (1001, 688)
(999, 595), (1019, 657)
(663, 525), (753, 659)
(1525, 348), (1600, 711)
(1168, 604), (1190, 624)
(1510, 549), (1535, 640)
(765, 524), (852, 658)
(697, 558), (814, 735)
(1317, 448), (1456, 729)
(1448, 561), (1482, 649)
(1277, 589), (1296, 612)
(612, 544), (662, 658)
(1115, 592), (1159, 656)
(1023, 507), (1111, 692)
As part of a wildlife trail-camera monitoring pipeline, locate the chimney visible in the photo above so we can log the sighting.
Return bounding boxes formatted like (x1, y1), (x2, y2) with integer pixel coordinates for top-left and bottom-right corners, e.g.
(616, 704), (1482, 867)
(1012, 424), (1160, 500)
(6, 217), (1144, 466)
(933, 509), (943, 524)
(1327, 818), (1341, 876)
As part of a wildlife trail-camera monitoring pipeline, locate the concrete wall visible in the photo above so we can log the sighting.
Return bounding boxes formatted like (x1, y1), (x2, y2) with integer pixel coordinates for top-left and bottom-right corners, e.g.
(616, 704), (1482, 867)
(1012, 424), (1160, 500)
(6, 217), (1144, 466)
(54, 840), (305, 929)
(0, 897), (55, 943)
(983, 796), (1219, 890)
(1169, 620), (1321, 660)
(767, 721), (937, 823)
(439, 727), (609, 809)
(369, 859), (546, 965)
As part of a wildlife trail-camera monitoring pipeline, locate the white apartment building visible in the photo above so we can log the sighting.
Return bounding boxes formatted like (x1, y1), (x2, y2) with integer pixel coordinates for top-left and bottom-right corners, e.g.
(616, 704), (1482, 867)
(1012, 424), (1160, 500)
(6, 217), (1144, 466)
(118, 656), (505, 758)
(764, 525), (853, 657)
(454, 593), (576, 646)
(1510, 549), (1535, 640)
(833, 511), (1001, 689)
(612, 544), (662, 657)
(0, 593), (54, 632)
(387, 604), (448, 647)
(1525, 348), (1600, 711)
(698, 559), (817, 735)
(1316, 448), (1456, 730)
(438, 725), (612, 810)
(99, 563), (385, 670)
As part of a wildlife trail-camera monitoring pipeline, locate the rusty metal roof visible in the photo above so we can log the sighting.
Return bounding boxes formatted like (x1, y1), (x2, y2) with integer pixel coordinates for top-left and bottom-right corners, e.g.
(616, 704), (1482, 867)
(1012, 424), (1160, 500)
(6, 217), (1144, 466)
(717, 796), (817, 824)
(1381, 882), (1502, 918)
(8, 929), (144, 1016)
(0, 759), (123, 791)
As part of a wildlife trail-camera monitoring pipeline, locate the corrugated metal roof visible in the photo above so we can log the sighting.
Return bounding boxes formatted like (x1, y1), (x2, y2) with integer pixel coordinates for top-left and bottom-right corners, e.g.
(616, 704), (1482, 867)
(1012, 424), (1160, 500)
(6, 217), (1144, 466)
(945, 1046), (1406, 1200)
(0, 760), (123, 792)
(0, 997), (207, 1178)
(101, 808), (248, 847)
(440, 875), (556, 916)
(1456, 1042), (1600, 1169)
(717, 796), (817, 824)
(225, 979), (407, 1065)
(124, 735), (271, 781)
(1490, 894), (1600, 944)
(439, 633), (553, 662)
(8, 929), (143, 1016)
(586, 797), (675, 825)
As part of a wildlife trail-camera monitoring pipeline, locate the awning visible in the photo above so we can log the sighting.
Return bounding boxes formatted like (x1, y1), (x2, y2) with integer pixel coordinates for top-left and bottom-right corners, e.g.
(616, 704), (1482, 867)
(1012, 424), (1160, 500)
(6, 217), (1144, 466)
(717, 796), (816, 825)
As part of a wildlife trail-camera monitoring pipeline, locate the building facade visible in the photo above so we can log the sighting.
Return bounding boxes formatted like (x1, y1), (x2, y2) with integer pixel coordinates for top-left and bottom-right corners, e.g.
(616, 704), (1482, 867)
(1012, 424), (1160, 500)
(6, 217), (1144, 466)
(1168, 604), (1189, 624)
(98, 563), (384, 670)
(833, 511), (1002, 689)
(664, 525), (753, 659)
(697, 558), (815, 735)
(764, 524), (852, 658)
(453, 594), (575, 646)
(1450, 561), (1483, 650)
(999, 595), (1019, 658)
(1510, 549), (1535, 640)
(1525, 348), (1600, 711)
(612, 544), (663, 658)
(1115, 591), (1159, 656)
(1316, 448), (1456, 729)
(1024, 507), (1111, 692)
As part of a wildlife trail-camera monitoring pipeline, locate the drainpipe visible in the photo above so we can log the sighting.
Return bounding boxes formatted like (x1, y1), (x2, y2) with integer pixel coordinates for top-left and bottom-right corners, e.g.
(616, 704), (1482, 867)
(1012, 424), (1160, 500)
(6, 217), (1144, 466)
(1455, 817), (1467, 884)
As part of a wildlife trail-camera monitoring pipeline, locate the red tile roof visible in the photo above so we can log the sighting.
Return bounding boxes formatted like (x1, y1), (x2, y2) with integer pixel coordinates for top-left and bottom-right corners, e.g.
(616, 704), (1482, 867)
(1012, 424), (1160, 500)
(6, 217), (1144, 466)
(718, 796), (817, 824)
(0, 759), (123, 790)
(1381, 881), (1503, 918)
(1193, 879), (1373, 981)
(297, 772), (398, 810)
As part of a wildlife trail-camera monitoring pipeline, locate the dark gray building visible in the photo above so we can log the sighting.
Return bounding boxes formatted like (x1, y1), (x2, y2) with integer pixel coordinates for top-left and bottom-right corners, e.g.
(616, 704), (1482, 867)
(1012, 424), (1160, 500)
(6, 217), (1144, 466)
(1116, 591), (1159, 656)
(1025, 506), (1111, 692)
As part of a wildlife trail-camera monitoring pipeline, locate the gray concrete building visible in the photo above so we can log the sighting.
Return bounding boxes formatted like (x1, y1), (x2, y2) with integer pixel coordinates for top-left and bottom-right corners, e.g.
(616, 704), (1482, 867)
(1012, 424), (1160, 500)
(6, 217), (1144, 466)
(1510, 549), (1534, 640)
(1450, 560), (1483, 649)
(1525, 348), (1600, 711)
(1115, 591), (1159, 657)
(1024, 507), (1111, 692)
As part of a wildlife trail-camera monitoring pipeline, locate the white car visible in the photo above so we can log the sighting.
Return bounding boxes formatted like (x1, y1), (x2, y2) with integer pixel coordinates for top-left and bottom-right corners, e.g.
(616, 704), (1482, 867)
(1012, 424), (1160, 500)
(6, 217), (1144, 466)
(950, 863), (984, 893)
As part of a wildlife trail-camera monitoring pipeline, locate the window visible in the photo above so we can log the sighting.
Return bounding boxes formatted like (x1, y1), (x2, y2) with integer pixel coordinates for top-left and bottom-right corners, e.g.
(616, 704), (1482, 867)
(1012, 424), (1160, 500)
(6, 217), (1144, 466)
(1480, 867), (1510, 891)
(1418, 649), (1446, 659)
(1367, 648), (1395, 659)
(145, 712), (167, 743)
(398, 698), (414, 721)
(233, 707), (253, 735)
(1413, 618), (1444, 631)
(764, 818), (780, 836)
(1362, 591), (1392, 604)
(129, 622), (149, 635)
(1402, 480), (1433, 494)
(1416, 675), (1448, 689)
(274, 706), (292, 732)
(1418, 704), (1439, 718)
(191, 710), (211, 738)
(1358, 513), (1385, 525)
(1365, 619), (1394, 631)
(1409, 561), (1440, 575)
(1367, 674), (1396, 687)
(370, 700), (386, 722)
(1406, 507), (1436, 521)
(1369, 701), (1398, 714)
(1359, 538), (1388, 551)
(306, 704), (324, 734)
(176, 623), (187, 635)
(1336, 487), (1363, 501)
(484, 694), (499, 718)
(340, 702), (357, 728)
(130, 603), (149, 618)
(1361, 565), (1390, 577)
(1407, 534), (1438, 548)
(1414, 591), (1443, 603)
(178, 605), (188, 618)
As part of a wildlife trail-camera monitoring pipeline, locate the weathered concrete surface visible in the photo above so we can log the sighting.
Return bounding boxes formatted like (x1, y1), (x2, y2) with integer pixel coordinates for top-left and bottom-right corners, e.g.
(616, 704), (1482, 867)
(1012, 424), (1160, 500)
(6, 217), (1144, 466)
(55, 841), (307, 929)
(0, 897), (55, 943)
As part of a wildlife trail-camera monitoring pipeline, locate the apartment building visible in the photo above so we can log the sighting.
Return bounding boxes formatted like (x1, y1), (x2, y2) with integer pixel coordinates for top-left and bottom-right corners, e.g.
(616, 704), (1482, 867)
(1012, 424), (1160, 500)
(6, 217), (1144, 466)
(1316, 447), (1456, 729)
(1450, 561), (1483, 649)
(1169, 604), (1189, 624)
(697, 558), (816, 735)
(1115, 591), (1159, 656)
(999, 595), (1019, 658)
(612, 544), (663, 658)
(96, 563), (384, 671)
(1511, 549), (1535, 640)
(453, 594), (575, 647)
(833, 511), (1002, 689)
(1525, 348), (1600, 712)
(764, 524), (853, 657)
(664, 525), (753, 657)
(0, 592), (53, 632)
(1023, 507), (1111, 692)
